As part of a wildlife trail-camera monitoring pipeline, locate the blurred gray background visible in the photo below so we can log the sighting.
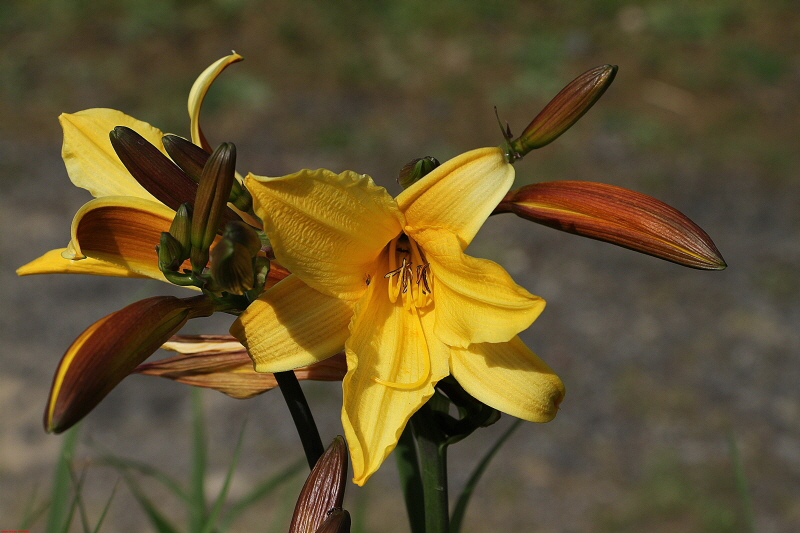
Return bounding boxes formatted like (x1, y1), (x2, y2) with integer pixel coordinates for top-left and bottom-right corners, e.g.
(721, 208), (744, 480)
(2, 1), (798, 531)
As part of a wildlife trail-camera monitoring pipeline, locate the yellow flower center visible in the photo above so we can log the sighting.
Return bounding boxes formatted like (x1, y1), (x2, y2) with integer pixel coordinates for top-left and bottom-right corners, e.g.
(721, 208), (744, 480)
(373, 234), (434, 390)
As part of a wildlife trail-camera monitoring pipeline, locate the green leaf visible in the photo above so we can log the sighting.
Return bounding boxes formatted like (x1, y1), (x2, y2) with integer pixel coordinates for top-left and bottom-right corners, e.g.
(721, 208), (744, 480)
(189, 387), (208, 532)
(121, 471), (182, 533)
(218, 460), (305, 531)
(450, 419), (523, 533)
(96, 455), (188, 502)
(201, 421), (248, 533)
(91, 480), (119, 533)
(46, 425), (80, 533)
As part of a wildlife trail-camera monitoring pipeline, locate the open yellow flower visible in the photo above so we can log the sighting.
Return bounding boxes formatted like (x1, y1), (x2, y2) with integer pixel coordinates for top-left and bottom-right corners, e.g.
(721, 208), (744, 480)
(231, 147), (565, 484)
(16, 53), (244, 283)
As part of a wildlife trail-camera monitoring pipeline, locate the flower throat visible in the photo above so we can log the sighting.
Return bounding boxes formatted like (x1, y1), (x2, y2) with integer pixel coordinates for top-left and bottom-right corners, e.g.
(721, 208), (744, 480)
(373, 234), (434, 390)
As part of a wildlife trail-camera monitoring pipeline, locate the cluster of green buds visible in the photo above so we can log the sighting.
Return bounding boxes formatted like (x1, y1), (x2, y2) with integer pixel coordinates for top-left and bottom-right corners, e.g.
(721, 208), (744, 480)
(111, 127), (269, 305)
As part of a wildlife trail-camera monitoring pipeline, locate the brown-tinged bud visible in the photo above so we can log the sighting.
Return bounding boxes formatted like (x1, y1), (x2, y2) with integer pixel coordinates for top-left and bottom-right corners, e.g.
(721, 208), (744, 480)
(398, 156), (440, 189)
(163, 134), (252, 212)
(191, 143), (236, 274)
(168, 202), (193, 257)
(157, 232), (185, 272)
(495, 181), (726, 270)
(134, 338), (347, 399)
(45, 295), (215, 434)
(289, 436), (348, 533)
(222, 221), (262, 256)
(314, 509), (351, 533)
(507, 65), (617, 160)
(110, 126), (200, 210)
(209, 239), (253, 294)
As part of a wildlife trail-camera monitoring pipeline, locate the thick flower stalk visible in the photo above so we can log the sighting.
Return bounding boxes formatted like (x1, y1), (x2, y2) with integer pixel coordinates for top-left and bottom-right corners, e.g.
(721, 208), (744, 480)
(231, 148), (565, 484)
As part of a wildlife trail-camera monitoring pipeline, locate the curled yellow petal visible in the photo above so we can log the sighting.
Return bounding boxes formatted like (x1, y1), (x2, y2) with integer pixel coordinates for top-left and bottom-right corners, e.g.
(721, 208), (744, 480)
(46, 295), (214, 433)
(230, 275), (354, 373)
(188, 52), (243, 150)
(397, 147), (514, 249)
(450, 336), (564, 423)
(17, 248), (150, 279)
(63, 196), (176, 280)
(59, 109), (166, 200)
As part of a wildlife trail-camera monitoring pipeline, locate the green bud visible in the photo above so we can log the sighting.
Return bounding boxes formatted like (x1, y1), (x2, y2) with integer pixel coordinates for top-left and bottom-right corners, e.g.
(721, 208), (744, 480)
(398, 156), (440, 189)
(247, 256), (271, 299)
(157, 232), (185, 272)
(210, 239), (254, 294)
(168, 203), (193, 258)
(222, 221), (262, 257)
(506, 65), (617, 161)
(191, 143), (237, 274)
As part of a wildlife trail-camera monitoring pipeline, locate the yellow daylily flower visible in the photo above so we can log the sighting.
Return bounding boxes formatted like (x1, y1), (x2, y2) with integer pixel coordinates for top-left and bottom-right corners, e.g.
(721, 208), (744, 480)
(231, 147), (565, 485)
(16, 53), (243, 283)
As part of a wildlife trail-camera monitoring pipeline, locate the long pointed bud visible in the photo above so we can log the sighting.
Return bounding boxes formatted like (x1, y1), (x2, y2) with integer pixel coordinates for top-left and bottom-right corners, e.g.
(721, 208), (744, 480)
(496, 181), (726, 270)
(289, 436), (348, 533)
(506, 65), (617, 161)
(45, 295), (214, 433)
(191, 143), (236, 274)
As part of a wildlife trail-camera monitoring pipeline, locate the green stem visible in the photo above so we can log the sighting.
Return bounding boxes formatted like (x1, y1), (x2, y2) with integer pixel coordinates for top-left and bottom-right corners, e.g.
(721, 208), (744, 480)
(395, 425), (426, 533)
(273, 370), (324, 469)
(410, 406), (449, 533)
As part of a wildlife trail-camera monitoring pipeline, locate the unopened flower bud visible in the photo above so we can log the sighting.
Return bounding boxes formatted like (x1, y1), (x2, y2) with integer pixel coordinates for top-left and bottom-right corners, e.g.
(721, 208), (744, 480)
(398, 156), (440, 189)
(314, 509), (351, 533)
(109, 126), (199, 210)
(222, 220), (262, 257)
(163, 134), (253, 212)
(157, 232), (185, 272)
(168, 203), (193, 257)
(496, 180), (726, 270)
(507, 65), (617, 160)
(289, 436), (348, 533)
(45, 295), (214, 433)
(209, 239), (254, 294)
(191, 143), (236, 274)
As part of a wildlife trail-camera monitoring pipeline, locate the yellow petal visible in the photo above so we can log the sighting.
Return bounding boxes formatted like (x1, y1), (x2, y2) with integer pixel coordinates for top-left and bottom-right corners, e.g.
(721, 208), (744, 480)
(64, 196), (176, 281)
(245, 169), (403, 299)
(230, 275), (354, 372)
(397, 147), (514, 249)
(17, 248), (151, 279)
(59, 109), (165, 200)
(188, 52), (243, 150)
(450, 336), (564, 423)
(342, 255), (449, 485)
(413, 227), (545, 348)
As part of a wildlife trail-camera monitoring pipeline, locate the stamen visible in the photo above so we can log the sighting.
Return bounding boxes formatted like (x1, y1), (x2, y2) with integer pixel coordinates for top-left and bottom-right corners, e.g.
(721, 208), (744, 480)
(373, 304), (431, 389)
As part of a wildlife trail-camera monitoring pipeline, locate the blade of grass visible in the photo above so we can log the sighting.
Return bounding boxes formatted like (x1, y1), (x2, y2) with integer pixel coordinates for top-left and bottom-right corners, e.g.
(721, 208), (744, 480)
(201, 421), (248, 533)
(189, 387), (208, 532)
(46, 425), (80, 533)
(727, 432), (755, 533)
(450, 419), (523, 533)
(96, 455), (188, 502)
(121, 470), (182, 533)
(218, 459), (305, 530)
(17, 485), (45, 530)
(91, 480), (120, 533)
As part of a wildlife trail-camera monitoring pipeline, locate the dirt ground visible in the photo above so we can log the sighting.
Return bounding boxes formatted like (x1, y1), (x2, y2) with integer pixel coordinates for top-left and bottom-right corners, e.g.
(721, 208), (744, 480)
(2, 1), (799, 531)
